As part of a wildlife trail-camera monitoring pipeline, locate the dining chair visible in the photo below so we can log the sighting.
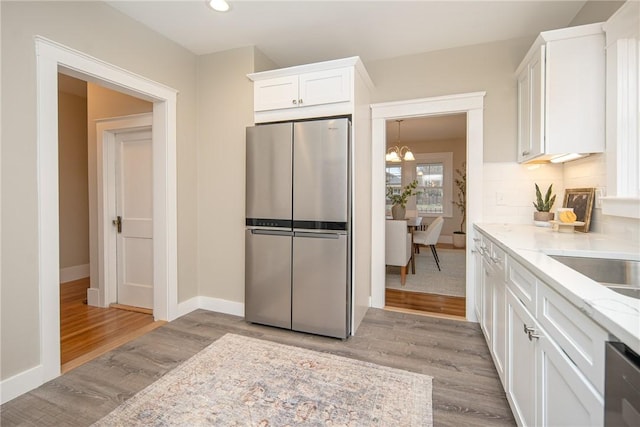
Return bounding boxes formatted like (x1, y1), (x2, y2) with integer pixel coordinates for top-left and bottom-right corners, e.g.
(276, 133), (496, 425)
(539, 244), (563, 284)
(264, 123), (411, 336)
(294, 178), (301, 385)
(385, 220), (415, 285)
(412, 216), (445, 271)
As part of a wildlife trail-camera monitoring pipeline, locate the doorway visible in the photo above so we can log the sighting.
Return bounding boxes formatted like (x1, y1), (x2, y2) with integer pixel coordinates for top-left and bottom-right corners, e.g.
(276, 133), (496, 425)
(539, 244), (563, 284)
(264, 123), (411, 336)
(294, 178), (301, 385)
(383, 115), (467, 317)
(36, 36), (178, 384)
(371, 92), (485, 321)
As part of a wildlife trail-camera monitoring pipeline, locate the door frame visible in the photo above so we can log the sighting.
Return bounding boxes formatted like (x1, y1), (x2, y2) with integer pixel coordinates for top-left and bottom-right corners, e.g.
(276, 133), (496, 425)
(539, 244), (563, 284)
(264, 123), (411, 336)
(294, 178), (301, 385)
(370, 92), (485, 321)
(35, 36), (178, 383)
(95, 114), (153, 308)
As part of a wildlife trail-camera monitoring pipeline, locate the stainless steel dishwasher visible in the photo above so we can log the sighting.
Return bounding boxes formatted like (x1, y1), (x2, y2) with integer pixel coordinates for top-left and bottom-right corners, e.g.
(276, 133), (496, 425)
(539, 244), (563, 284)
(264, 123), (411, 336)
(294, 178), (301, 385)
(605, 341), (640, 426)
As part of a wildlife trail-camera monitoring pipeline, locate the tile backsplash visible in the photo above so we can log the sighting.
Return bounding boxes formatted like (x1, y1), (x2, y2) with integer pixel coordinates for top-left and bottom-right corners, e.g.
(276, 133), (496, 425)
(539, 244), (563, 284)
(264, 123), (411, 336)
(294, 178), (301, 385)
(483, 155), (640, 243)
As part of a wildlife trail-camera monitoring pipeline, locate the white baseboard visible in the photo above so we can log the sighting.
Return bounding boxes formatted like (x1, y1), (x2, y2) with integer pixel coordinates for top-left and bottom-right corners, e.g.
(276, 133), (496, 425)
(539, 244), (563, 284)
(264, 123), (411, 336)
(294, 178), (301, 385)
(0, 364), (43, 405)
(59, 263), (90, 283)
(86, 287), (101, 307)
(177, 296), (245, 319)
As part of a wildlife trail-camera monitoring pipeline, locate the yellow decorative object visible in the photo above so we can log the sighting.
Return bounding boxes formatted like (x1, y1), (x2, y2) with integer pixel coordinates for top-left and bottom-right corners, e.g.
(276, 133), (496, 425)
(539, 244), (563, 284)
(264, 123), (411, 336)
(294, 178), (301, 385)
(559, 210), (577, 223)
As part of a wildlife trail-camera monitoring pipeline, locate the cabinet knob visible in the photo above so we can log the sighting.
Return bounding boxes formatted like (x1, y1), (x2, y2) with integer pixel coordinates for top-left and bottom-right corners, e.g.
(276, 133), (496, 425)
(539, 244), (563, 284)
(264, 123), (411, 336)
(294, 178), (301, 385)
(292, 99), (297, 105)
(522, 150), (530, 156)
(298, 99), (303, 105)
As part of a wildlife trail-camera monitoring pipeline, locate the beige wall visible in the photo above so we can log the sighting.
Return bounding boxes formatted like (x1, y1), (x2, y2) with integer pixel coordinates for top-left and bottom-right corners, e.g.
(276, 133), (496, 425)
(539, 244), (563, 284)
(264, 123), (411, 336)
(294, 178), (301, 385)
(570, 1), (624, 26)
(195, 47), (256, 302)
(1, 1), (198, 380)
(58, 90), (90, 269)
(367, 37), (533, 163)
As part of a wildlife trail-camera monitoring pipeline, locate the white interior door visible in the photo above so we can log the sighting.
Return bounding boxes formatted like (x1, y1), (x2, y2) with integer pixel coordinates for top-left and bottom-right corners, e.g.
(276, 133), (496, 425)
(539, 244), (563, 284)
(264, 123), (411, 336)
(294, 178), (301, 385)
(114, 129), (153, 309)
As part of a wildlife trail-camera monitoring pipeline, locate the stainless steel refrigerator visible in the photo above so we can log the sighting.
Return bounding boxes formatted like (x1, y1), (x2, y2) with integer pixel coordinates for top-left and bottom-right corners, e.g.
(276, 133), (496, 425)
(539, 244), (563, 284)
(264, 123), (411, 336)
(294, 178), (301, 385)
(245, 117), (351, 339)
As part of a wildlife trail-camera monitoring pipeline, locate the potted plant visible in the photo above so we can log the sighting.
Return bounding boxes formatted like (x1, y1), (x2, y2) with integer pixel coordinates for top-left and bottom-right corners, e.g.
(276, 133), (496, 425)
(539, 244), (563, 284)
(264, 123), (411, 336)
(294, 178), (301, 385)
(387, 180), (419, 219)
(533, 183), (556, 225)
(452, 163), (466, 248)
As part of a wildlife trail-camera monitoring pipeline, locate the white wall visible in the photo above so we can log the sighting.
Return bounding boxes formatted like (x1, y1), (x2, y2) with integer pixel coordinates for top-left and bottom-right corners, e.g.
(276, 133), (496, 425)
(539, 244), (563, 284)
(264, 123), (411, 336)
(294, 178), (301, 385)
(1, 0), (198, 381)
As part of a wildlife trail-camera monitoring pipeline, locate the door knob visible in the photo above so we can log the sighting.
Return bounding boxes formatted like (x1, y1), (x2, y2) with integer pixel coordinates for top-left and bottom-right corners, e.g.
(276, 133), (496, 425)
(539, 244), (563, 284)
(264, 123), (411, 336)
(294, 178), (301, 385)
(112, 216), (122, 233)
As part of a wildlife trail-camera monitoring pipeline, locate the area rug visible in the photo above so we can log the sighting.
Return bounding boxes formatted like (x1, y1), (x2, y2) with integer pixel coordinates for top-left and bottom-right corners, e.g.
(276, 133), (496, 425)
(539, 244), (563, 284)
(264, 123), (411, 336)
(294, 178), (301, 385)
(92, 333), (433, 426)
(386, 248), (466, 297)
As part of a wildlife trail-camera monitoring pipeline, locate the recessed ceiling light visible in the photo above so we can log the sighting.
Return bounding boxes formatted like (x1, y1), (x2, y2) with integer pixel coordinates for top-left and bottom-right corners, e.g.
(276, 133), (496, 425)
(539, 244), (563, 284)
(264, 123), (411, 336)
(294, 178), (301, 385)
(208, 0), (230, 12)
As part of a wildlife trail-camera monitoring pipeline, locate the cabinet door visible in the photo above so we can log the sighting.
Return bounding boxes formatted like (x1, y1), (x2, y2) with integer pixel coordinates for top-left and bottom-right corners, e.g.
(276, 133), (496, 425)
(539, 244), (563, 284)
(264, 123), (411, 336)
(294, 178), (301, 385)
(517, 46), (546, 162)
(538, 335), (604, 426)
(517, 67), (531, 162)
(492, 278), (507, 386)
(298, 68), (351, 107)
(473, 237), (484, 321)
(528, 46), (545, 160)
(507, 288), (538, 427)
(481, 257), (493, 344)
(254, 75), (299, 111)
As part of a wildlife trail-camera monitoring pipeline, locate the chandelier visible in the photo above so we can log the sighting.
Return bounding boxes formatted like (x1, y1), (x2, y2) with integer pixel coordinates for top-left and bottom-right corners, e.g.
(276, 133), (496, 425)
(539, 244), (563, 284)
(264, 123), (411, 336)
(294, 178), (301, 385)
(385, 120), (415, 162)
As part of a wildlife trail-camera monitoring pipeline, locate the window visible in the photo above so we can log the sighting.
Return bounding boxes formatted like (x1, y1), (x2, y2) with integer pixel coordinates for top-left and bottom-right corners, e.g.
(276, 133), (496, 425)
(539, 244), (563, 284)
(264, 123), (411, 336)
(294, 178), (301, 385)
(416, 163), (444, 214)
(385, 152), (454, 217)
(385, 165), (403, 212)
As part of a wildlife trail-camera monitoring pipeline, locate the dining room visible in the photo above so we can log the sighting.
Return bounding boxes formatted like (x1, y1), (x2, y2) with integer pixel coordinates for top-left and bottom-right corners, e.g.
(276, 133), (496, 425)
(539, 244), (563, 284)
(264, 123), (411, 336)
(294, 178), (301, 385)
(384, 114), (467, 318)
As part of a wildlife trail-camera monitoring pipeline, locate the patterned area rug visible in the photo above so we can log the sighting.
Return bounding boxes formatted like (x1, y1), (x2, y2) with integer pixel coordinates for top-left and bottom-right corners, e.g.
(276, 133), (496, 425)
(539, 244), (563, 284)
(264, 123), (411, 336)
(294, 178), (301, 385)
(93, 334), (433, 426)
(386, 248), (466, 297)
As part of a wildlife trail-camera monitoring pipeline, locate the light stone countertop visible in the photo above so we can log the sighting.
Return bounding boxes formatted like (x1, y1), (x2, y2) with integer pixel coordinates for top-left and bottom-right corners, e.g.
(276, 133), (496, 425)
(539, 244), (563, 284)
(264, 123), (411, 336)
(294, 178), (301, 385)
(474, 223), (640, 354)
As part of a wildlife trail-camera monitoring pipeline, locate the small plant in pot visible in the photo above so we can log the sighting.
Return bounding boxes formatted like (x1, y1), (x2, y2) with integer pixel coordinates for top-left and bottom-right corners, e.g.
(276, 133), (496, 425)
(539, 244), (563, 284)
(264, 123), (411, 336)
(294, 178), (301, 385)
(387, 180), (420, 220)
(533, 183), (556, 225)
(452, 163), (466, 248)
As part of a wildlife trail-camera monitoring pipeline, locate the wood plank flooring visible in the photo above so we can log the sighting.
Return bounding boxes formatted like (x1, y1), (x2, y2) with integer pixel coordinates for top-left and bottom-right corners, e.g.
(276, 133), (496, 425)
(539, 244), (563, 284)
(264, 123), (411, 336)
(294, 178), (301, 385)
(386, 288), (466, 317)
(60, 278), (161, 372)
(2, 308), (515, 426)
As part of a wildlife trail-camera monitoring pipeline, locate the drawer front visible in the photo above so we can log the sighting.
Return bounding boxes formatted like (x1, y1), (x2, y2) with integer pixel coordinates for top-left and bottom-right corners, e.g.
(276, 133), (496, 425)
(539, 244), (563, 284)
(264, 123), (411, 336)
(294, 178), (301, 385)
(507, 257), (538, 314)
(537, 282), (607, 394)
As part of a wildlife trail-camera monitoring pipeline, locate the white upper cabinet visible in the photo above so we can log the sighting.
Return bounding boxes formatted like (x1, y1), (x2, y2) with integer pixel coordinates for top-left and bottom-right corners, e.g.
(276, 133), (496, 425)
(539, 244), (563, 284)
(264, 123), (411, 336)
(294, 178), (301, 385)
(516, 23), (606, 163)
(249, 57), (372, 123)
(253, 68), (351, 112)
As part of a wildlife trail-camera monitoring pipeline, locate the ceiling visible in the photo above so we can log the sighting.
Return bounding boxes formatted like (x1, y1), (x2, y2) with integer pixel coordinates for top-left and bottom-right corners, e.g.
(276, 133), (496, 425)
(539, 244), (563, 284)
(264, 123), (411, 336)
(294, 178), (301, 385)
(107, 1), (587, 67)
(386, 114), (466, 144)
(100, 1), (589, 142)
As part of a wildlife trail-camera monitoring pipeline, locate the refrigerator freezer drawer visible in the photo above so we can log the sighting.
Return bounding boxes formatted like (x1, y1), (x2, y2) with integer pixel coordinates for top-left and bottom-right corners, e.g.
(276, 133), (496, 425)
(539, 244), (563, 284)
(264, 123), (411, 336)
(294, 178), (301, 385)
(245, 229), (292, 329)
(292, 232), (350, 338)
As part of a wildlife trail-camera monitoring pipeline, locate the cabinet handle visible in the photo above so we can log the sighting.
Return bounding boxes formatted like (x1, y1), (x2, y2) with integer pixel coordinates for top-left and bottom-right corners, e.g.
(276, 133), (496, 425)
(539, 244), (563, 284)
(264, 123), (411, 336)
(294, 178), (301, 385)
(523, 324), (540, 341)
(522, 150), (530, 156)
(292, 99), (297, 105)
(298, 98), (303, 105)
(473, 238), (481, 242)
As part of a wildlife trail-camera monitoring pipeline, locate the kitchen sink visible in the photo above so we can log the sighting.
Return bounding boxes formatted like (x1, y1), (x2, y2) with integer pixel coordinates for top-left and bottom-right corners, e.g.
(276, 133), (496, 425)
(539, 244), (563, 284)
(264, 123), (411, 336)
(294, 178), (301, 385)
(548, 255), (640, 299)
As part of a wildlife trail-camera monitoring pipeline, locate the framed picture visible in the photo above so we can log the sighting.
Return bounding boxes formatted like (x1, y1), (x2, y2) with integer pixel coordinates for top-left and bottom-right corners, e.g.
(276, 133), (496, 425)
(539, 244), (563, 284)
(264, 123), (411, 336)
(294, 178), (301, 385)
(563, 188), (595, 232)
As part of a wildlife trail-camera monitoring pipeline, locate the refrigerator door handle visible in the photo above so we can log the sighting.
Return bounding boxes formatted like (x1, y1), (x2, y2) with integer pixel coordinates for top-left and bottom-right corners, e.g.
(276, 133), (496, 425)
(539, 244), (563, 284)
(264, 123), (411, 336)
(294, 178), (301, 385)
(294, 231), (340, 239)
(251, 229), (293, 237)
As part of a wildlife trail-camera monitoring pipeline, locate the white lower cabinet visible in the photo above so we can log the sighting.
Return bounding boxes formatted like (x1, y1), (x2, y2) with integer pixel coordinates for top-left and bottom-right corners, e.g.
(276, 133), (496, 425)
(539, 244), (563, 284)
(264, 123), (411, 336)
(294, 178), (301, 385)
(474, 228), (606, 426)
(507, 288), (538, 426)
(507, 287), (603, 426)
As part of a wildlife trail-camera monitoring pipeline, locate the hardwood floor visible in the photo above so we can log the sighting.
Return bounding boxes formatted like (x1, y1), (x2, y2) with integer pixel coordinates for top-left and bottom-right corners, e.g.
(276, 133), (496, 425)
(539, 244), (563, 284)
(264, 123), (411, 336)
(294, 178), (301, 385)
(386, 288), (466, 317)
(2, 309), (515, 426)
(60, 278), (163, 372)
